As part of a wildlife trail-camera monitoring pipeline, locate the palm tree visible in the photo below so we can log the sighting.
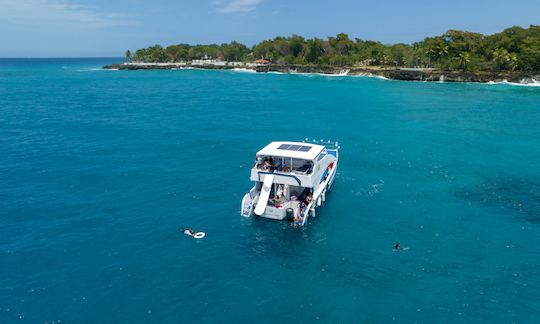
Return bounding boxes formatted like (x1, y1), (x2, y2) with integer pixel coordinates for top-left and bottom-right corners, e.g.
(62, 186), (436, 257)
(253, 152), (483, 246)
(508, 53), (519, 71)
(125, 50), (132, 63)
(425, 46), (437, 67)
(437, 43), (449, 58)
(492, 48), (510, 70)
(457, 52), (471, 71)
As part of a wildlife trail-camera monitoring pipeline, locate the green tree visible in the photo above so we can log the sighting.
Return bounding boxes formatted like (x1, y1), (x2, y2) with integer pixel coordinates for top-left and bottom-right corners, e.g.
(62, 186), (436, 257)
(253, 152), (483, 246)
(425, 45), (437, 67)
(492, 48), (513, 70)
(222, 41), (250, 61)
(519, 25), (540, 72)
(437, 43), (449, 58)
(388, 43), (412, 66)
(165, 45), (188, 62)
(456, 52), (471, 70)
(508, 52), (519, 70)
(289, 35), (305, 58)
(127, 25), (540, 72)
(305, 38), (324, 64)
(252, 40), (278, 60)
(330, 33), (354, 55)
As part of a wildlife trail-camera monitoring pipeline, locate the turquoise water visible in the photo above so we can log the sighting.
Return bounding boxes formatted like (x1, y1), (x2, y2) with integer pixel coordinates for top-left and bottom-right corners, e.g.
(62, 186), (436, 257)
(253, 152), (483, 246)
(1, 58), (540, 323)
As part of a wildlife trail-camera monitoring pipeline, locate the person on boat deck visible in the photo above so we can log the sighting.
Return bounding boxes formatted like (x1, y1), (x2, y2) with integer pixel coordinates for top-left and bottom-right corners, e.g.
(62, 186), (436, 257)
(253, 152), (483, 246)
(299, 202), (306, 215)
(263, 157), (274, 171)
(266, 156), (275, 171)
(290, 191), (298, 201)
(276, 184), (285, 197)
(305, 192), (313, 204)
(274, 194), (283, 207)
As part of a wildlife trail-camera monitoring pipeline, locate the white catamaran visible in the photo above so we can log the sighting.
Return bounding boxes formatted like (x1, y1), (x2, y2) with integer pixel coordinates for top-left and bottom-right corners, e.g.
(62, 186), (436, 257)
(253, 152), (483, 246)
(240, 140), (339, 226)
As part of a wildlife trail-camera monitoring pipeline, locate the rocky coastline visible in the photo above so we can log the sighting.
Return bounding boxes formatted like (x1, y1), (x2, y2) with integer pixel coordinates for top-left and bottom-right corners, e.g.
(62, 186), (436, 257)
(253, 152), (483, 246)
(103, 63), (539, 84)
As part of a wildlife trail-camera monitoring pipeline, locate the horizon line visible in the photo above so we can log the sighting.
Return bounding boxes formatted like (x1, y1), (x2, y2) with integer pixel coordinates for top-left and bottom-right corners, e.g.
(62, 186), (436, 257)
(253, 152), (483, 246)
(0, 56), (124, 59)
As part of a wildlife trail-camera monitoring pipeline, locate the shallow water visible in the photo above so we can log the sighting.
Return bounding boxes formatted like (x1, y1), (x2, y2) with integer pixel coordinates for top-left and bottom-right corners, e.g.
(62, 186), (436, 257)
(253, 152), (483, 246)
(1, 58), (540, 323)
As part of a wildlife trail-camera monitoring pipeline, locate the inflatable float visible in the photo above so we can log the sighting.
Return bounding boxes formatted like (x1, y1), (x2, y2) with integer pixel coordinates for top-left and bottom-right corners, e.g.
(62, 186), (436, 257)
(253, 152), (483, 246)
(192, 232), (205, 239)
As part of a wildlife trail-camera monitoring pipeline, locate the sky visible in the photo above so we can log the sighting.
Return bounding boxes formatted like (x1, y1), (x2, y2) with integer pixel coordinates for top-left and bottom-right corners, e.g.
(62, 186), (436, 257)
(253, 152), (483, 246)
(1, 0), (539, 57)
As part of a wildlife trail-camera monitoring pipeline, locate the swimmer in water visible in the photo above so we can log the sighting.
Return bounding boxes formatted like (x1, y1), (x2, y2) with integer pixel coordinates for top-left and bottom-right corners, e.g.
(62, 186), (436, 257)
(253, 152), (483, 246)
(182, 228), (195, 236)
(393, 243), (400, 251)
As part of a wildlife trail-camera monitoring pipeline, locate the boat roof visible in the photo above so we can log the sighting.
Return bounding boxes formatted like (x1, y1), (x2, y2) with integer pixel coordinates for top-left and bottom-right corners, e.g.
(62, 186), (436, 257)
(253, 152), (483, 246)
(256, 141), (325, 160)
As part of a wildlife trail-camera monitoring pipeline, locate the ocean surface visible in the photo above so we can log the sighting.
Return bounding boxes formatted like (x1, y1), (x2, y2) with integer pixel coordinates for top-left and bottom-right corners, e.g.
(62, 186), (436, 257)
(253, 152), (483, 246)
(1, 58), (540, 323)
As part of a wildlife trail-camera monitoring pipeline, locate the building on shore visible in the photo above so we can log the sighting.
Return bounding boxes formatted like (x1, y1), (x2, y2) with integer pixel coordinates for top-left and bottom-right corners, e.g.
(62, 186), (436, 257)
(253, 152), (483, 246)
(255, 59), (270, 65)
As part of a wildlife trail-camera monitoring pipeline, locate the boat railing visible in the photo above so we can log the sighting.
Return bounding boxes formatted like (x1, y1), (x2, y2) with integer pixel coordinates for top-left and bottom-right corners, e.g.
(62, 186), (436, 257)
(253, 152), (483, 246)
(254, 164), (312, 176)
(256, 170), (302, 186)
(302, 138), (340, 151)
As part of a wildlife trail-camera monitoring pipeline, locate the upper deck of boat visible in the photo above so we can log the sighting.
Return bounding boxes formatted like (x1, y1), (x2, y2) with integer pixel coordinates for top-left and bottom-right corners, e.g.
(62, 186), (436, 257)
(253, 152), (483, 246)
(256, 141), (325, 161)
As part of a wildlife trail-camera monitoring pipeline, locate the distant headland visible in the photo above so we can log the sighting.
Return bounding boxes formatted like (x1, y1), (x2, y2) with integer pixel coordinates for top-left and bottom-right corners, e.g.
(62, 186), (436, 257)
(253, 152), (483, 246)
(104, 25), (540, 84)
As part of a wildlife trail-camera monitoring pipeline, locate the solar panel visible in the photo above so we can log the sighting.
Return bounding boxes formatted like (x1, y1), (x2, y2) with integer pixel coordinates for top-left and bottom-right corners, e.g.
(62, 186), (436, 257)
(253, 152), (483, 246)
(288, 144), (301, 150)
(277, 144), (313, 153)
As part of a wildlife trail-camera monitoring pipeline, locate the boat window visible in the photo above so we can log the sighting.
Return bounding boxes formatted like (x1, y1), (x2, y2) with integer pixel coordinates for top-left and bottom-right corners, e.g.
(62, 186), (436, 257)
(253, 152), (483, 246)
(317, 152), (327, 161)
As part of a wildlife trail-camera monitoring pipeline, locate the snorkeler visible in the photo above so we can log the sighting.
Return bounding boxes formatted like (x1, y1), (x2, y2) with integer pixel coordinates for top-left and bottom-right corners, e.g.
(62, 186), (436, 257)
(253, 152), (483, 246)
(182, 228), (195, 236)
(181, 228), (206, 239)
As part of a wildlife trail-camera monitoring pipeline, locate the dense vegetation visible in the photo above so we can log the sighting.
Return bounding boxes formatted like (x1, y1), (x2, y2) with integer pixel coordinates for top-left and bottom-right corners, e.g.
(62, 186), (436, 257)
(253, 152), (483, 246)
(127, 42), (250, 64)
(127, 25), (540, 72)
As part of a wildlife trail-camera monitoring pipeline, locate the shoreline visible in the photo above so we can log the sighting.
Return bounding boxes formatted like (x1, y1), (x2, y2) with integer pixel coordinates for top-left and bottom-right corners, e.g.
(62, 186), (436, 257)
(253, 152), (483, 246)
(102, 63), (540, 85)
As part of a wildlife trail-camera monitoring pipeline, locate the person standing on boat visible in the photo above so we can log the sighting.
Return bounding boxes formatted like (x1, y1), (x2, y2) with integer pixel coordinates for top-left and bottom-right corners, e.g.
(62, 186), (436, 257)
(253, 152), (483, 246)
(276, 184), (285, 198)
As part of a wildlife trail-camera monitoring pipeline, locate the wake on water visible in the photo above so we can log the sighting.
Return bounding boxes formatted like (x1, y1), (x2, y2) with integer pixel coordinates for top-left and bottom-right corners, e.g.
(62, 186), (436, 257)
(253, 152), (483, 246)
(486, 79), (540, 87)
(250, 70), (538, 86)
(231, 68), (257, 73)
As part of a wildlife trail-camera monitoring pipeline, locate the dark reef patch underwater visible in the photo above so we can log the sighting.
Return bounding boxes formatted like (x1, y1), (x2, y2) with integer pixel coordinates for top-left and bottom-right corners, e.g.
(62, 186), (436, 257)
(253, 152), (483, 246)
(457, 176), (540, 223)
